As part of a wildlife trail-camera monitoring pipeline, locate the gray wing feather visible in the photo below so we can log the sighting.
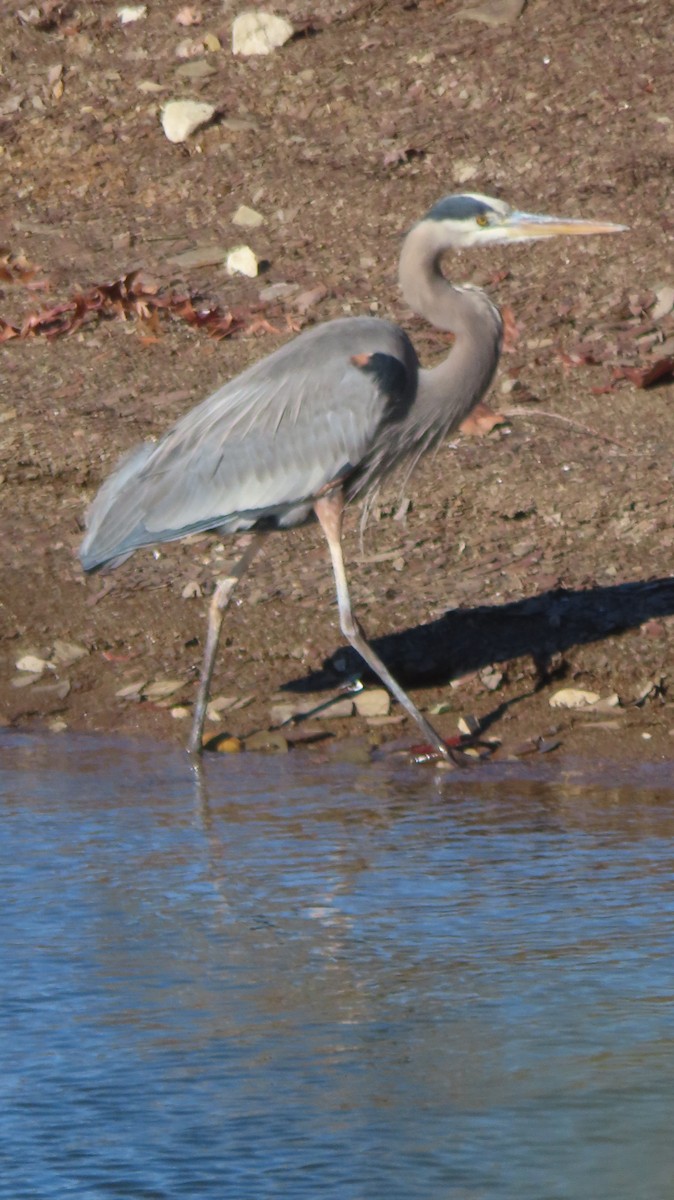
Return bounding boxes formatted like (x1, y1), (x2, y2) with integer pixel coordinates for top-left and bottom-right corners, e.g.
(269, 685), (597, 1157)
(80, 317), (414, 571)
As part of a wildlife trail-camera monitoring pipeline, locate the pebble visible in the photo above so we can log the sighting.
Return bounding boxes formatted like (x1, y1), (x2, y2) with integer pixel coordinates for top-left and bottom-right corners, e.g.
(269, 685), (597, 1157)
(170, 706), (191, 720)
(52, 640), (88, 667)
(175, 60), (216, 80)
(169, 246), (227, 270)
(353, 688), (391, 718)
(226, 245), (259, 278)
(232, 204), (265, 228)
(143, 679), (185, 700)
(549, 687), (601, 709)
(161, 98), (215, 143)
(16, 654), (50, 674)
(118, 5), (146, 23)
(232, 11), (294, 56)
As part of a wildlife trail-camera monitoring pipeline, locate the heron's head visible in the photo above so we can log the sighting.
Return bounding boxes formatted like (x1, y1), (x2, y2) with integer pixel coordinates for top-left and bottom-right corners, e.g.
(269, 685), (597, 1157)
(421, 193), (627, 248)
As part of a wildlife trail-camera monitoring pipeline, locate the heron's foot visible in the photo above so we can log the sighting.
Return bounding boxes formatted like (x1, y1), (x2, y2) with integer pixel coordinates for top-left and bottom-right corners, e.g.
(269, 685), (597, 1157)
(407, 734), (486, 767)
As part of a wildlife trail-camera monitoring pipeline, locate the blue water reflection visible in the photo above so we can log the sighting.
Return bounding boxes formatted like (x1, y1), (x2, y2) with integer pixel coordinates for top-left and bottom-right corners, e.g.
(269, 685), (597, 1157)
(2, 733), (674, 1199)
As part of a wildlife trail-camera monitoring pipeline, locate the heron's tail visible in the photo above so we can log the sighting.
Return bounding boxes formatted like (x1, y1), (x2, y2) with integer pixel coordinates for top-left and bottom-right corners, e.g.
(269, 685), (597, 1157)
(79, 443), (156, 573)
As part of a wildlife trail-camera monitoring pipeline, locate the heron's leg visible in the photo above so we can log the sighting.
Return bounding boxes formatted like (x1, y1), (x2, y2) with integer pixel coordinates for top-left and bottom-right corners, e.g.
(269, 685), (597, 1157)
(188, 534), (264, 755)
(314, 493), (455, 765)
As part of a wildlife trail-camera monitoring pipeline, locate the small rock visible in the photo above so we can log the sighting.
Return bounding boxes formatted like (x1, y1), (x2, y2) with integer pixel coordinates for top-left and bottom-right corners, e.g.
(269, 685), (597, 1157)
(181, 579), (203, 598)
(175, 60), (215, 79)
(34, 680), (71, 700)
(11, 673), (43, 689)
(226, 245), (259, 278)
(651, 285), (674, 322)
(232, 204), (265, 228)
(232, 11), (294, 56)
(458, 714), (481, 736)
(170, 706), (191, 720)
(116, 679), (147, 699)
(292, 284), (328, 315)
(207, 695), (238, 717)
(258, 281), (299, 303)
(143, 679), (185, 700)
(161, 98), (215, 143)
(353, 688), (391, 718)
(549, 687), (601, 709)
(479, 666), (503, 691)
(52, 639), (88, 667)
(169, 245), (227, 269)
(138, 79), (165, 93)
(118, 5), (147, 23)
(48, 719), (68, 733)
(16, 654), (50, 674)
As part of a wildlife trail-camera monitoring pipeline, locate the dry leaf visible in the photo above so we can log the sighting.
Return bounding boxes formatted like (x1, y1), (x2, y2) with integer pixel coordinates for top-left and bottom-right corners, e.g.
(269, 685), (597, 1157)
(459, 402), (507, 437)
(501, 304), (519, 352)
(612, 357), (674, 388)
(0, 270), (274, 344)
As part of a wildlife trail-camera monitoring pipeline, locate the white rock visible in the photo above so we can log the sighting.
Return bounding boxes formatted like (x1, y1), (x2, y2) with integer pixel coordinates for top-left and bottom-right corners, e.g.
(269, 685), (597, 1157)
(143, 679), (185, 700)
(16, 654), (50, 674)
(118, 5), (147, 24)
(226, 245), (259, 277)
(549, 687), (601, 709)
(52, 640), (88, 667)
(652, 285), (674, 322)
(232, 11), (294, 56)
(353, 688), (391, 718)
(161, 98), (215, 143)
(232, 204), (265, 228)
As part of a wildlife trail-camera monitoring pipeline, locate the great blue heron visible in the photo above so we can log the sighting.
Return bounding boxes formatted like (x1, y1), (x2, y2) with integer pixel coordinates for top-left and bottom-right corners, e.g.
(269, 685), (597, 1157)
(79, 193), (626, 761)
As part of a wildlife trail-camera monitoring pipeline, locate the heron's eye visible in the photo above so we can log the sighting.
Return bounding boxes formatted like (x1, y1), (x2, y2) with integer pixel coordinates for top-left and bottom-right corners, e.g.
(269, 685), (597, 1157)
(475, 214), (489, 228)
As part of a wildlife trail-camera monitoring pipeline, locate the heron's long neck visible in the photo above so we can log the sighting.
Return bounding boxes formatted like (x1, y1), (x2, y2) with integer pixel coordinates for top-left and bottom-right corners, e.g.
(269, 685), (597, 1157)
(398, 223), (503, 425)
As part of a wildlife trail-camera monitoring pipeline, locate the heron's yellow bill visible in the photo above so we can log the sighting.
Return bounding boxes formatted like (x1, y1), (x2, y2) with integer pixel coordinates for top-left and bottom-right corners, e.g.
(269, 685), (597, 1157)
(504, 212), (629, 241)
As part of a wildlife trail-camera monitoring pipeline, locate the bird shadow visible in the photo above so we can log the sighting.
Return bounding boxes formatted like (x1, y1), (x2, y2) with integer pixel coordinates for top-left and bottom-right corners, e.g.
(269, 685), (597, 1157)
(282, 577), (674, 695)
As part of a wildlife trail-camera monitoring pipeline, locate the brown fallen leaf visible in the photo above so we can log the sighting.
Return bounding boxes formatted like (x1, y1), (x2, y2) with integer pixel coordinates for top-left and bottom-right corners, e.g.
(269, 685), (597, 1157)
(612, 357), (674, 388)
(0, 252), (49, 288)
(500, 304), (519, 352)
(459, 402), (508, 437)
(0, 270), (273, 344)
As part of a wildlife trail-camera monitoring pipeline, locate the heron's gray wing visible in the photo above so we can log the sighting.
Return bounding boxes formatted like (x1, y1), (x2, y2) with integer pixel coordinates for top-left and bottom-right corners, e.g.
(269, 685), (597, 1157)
(80, 317), (417, 570)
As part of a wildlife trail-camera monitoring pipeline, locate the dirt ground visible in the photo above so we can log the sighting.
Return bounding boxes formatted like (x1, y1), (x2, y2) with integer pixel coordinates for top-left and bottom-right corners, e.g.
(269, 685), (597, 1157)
(2, 0), (674, 767)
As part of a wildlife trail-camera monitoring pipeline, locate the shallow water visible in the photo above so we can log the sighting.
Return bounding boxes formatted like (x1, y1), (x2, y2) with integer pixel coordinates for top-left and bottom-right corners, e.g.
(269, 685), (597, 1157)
(2, 732), (674, 1200)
